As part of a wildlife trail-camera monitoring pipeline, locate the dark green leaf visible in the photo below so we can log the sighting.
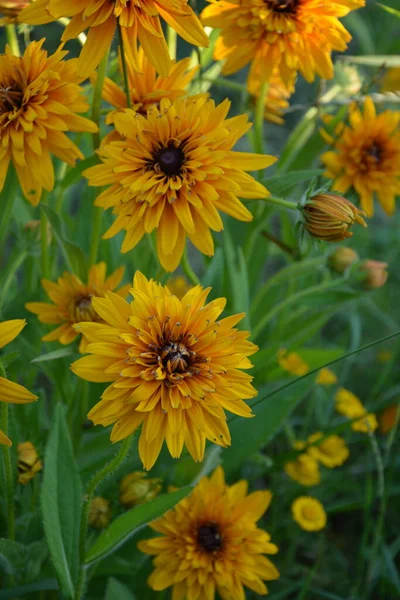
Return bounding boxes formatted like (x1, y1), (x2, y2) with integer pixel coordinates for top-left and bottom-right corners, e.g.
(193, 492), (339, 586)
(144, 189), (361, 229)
(85, 487), (192, 566)
(265, 169), (324, 196)
(0, 579), (58, 600)
(105, 577), (137, 600)
(41, 403), (82, 598)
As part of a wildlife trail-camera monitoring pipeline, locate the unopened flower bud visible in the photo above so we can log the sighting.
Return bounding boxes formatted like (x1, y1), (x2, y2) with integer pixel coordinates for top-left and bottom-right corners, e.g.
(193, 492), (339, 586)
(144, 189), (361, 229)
(17, 441), (42, 485)
(120, 472), (162, 507)
(359, 260), (388, 290)
(301, 193), (367, 242)
(88, 497), (111, 529)
(328, 247), (359, 273)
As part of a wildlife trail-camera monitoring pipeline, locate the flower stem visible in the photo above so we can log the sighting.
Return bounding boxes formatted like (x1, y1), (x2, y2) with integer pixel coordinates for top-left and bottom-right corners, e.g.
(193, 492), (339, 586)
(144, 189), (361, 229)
(40, 192), (50, 279)
(6, 24), (20, 56)
(74, 435), (133, 600)
(0, 249), (28, 311)
(0, 175), (16, 263)
(366, 427), (386, 585)
(253, 82), (269, 155)
(0, 360), (15, 542)
(167, 26), (177, 61)
(88, 201), (103, 268)
(263, 195), (299, 211)
(91, 51), (109, 151)
(117, 21), (132, 110)
(181, 249), (201, 286)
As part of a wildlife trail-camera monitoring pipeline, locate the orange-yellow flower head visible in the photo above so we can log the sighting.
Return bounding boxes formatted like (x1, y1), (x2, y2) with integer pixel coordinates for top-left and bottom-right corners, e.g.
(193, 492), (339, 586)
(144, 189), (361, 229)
(248, 68), (296, 125)
(138, 467), (280, 598)
(19, 0), (208, 79)
(0, 40), (97, 205)
(322, 98), (400, 217)
(359, 260), (388, 290)
(25, 263), (130, 353)
(301, 193), (367, 242)
(0, 320), (38, 447)
(292, 496), (327, 532)
(201, 0), (364, 86)
(71, 272), (258, 470)
(84, 97), (276, 272)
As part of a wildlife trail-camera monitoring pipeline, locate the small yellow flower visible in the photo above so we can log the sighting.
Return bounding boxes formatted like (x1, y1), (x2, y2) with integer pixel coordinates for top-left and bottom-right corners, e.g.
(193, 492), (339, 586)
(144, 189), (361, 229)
(328, 247), (359, 274)
(306, 432), (349, 468)
(359, 260), (388, 290)
(120, 472), (162, 507)
(285, 454), (321, 487)
(379, 404), (399, 435)
(315, 368), (338, 386)
(0, 320), (38, 446)
(88, 497), (112, 529)
(334, 388), (365, 419)
(292, 496), (327, 532)
(278, 349), (309, 376)
(301, 193), (367, 242)
(352, 413), (378, 434)
(17, 441), (42, 485)
(26, 263), (130, 353)
(166, 276), (191, 300)
(138, 466), (280, 598)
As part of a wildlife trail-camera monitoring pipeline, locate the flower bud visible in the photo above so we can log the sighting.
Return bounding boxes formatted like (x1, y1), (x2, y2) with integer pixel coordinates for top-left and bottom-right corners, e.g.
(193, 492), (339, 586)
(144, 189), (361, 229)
(359, 260), (388, 290)
(88, 497), (111, 529)
(0, 0), (29, 19)
(120, 472), (162, 507)
(328, 247), (359, 273)
(301, 193), (367, 242)
(17, 441), (42, 485)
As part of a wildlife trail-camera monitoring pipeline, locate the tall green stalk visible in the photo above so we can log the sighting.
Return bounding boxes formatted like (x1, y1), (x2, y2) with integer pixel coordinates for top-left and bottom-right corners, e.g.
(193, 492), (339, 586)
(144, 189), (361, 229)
(0, 360), (15, 542)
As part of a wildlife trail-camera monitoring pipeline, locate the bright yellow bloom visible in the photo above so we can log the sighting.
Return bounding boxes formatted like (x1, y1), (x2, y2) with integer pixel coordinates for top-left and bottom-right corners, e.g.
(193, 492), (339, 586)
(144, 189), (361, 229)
(120, 471), (162, 507)
(352, 413), (378, 434)
(71, 272), (258, 470)
(17, 441), (42, 484)
(379, 404), (399, 435)
(102, 48), (200, 126)
(277, 348), (309, 376)
(334, 387), (365, 419)
(285, 454), (320, 487)
(315, 367), (338, 386)
(201, 0), (364, 86)
(322, 97), (400, 217)
(26, 263), (130, 353)
(138, 466), (279, 599)
(88, 497), (112, 529)
(248, 68), (296, 125)
(307, 432), (349, 468)
(84, 97), (276, 272)
(0, 320), (38, 446)
(292, 496), (327, 531)
(0, 40), (97, 205)
(166, 276), (191, 300)
(19, 0), (208, 79)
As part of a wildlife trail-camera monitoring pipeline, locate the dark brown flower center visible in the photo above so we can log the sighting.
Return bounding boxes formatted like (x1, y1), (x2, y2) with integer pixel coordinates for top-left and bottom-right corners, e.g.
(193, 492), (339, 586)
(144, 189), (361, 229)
(72, 295), (98, 322)
(265, 0), (298, 13)
(366, 142), (382, 163)
(155, 144), (185, 176)
(160, 341), (191, 373)
(0, 83), (23, 114)
(197, 522), (223, 553)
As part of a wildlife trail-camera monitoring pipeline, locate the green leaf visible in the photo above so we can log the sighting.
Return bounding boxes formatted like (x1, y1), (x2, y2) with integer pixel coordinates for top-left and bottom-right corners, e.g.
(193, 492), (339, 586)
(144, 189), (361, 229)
(343, 55), (400, 67)
(223, 378), (312, 474)
(0, 539), (28, 578)
(0, 580), (58, 600)
(377, 3), (400, 18)
(40, 204), (87, 279)
(61, 155), (99, 189)
(265, 169), (325, 197)
(277, 107), (318, 172)
(85, 487), (192, 566)
(31, 347), (74, 363)
(105, 577), (137, 600)
(41, 403), (82, 598)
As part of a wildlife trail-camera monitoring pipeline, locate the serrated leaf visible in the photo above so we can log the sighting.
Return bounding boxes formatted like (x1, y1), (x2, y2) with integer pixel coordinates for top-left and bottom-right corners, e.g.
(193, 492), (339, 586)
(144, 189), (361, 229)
(41, 404), (82, 598)
(105, 577), (137, 600)
(31, 347), (74, 363)
(85, 487), (192, 566)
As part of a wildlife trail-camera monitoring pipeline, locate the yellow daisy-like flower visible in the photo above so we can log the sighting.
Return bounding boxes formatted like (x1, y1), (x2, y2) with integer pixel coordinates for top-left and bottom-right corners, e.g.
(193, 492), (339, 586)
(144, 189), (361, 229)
(285, 453), (320, 487)
(292, 496), (327, 532)
(19, 0), (208, 79)
(322, 97), (400, 217)
(84, 96), (276, 272)
(102, 48), (200, 126)
(71, 272), (258, 470)
(138, 466), (279, 599)
(0, 320), (38, 446)
(306, 432), (349, 468)
(315, 367), (338, 386)
(277, 348), (309, 376)
(0, 40), (97, 205)
(17, 441), (43, 485)
(334, 387), (365, 419)
(201, 0), (364, 86)
(248, 68), (296, 125)
(26, 263), (130, 353)
(88, 497), (112, 529)
(120, 471), (162, 507)
(352, 413), (378, 434)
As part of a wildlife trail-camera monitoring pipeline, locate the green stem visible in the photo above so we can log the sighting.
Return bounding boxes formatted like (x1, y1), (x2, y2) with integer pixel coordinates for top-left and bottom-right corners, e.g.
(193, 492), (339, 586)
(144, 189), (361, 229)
(253, 82), (269, 155)
(263, 195), (299, 211)
(252, 277), (345, 340)
(88, 204), (103, 268)
(6, 24), (20, 56)
(74, 436), (133, 600)
(0, 249), (28, 312)
(91, 51), (109, 151)
(181, 249), (201, 286)
(0, 359), (15, 542)
(0, 167), (18, 262)
(167, 25), (177, 61)
(366, 427), (386, 586)
(40, 192), (50, 279)
(383, 403), (400, 467)
(201, 77), (248, 94)
(117, 21), (132, 109)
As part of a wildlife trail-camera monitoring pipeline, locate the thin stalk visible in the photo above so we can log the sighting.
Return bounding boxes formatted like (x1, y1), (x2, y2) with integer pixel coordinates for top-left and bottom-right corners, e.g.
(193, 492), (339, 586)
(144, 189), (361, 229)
(181, 249), (201, 286)
(91, 51), (109, 151)
(0, 249), (28, 311)
(201, 77), (248, 94)
(88, 204), (103, 268)
(117, 21), (132, 109)
(383, 403), (400, 467)
(74, 435), (133, 600)
(167, 25), (177, 60)
(253, 82), (269, 155)
(40, 192), (50, 279)
(263, 195), (298, 211)
(366, 427), (386, 586)
(6, 24), (20, 56)
(261, 230), (296, 257)
(0, 167), (18, 261)
(0, 360), (15, 542)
